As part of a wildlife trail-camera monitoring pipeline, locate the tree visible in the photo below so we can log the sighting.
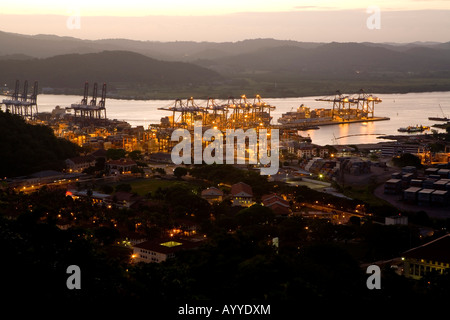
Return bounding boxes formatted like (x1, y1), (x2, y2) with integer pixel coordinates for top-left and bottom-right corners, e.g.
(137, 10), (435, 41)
(348, 216), (361, 226)
(106, 148), (126, 160)
(0, 110), (80, 177)
(115, 183), (132, 193)
(392, 153), (422, 168)
(128, 150), (142, 161)
(236, 204), (275, 227)
(100, 184), (114, 194)
(153, 167), (166, 175)
(173, 166), (188, 179)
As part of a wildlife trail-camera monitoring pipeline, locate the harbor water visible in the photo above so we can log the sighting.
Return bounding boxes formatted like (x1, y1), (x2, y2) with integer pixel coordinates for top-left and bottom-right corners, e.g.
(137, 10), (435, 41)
(2, 91), (449, 146)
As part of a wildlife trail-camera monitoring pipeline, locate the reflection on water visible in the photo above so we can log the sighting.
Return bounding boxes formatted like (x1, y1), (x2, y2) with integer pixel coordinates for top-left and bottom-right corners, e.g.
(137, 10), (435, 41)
(2, 91), (449, 146)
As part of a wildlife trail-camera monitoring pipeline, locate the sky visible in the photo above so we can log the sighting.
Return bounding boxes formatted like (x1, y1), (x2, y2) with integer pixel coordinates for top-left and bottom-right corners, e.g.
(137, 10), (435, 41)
(0, 0), (449, 42)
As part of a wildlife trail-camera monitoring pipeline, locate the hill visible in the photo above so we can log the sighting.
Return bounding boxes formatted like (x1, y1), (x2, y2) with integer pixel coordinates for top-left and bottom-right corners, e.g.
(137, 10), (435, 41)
(0, 31), (322, 61)
(198, 42), (450, 78)
(1, 31), (449, 98)
(0, 110), (80, 177)
(0, 50), (223, 92)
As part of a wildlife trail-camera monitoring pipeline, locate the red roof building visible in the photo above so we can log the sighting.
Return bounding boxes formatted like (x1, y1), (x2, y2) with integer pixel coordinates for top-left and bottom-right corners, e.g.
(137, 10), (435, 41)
(201, 187), (224, 203)
(230, 182), (254, 207)
(106, 158), (137, 174)
(262, 193), (292, 216)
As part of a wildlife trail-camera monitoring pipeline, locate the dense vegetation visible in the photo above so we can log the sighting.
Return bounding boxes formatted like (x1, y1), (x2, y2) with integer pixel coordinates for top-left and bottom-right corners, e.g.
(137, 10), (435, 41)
(1, 186), (449, 307)
(0, 110), (80, 177)
(0, 50), (223, 91)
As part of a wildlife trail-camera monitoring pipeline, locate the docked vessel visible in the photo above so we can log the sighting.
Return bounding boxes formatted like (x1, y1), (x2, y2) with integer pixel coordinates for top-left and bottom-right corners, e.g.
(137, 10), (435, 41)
(428, 104), (448, 121)
(428, 116), (449, 121)
(398, 125), (430, 133)
(278, 104), (332, 125)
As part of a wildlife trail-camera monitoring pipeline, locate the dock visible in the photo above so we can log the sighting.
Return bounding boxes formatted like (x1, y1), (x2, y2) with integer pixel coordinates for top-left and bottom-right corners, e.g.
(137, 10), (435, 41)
(275, 116), (390, 129)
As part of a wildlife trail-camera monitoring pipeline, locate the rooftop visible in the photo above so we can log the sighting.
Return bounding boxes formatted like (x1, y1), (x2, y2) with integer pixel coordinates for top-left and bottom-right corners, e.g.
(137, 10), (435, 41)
(231, 182), (253, 197)
(201, 187), (224, 196)
(134, 238), (203, 254)
(106, 158), (137, 166)
(67, 155), (96, 164)
(403, 234), (450, 264)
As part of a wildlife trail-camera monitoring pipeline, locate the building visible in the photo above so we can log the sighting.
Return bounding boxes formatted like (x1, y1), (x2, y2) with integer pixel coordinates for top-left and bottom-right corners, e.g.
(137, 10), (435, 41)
(106, 158), (137, 174)
(149, 152), (173, 163)
(433, 179), (450, 191)
(296, 144), (329, 160)
(402, 234), (450, 280)
(431, 190), (449, 205)
(230, 182), (254, 207)
(119, 232), (148, 246)
(381, 143), (419, 157)
(104, 191), (144, 208)
(8, 170), (83, 191)
(65, 189), (111, 204)
(418, 188), (434, 205)
(65, 155), (96, 173)
(262, 193), (291, 216)
(410, 179), (423, 188)
(132, 238), (202, 263)
(403, 187), (421, 202)
(437, 169), (450, 179)
(384, 179), (402, 194)
(90, 148), (107, 159)
(385, 215), (408, 225)
(201, 187), (224, 204)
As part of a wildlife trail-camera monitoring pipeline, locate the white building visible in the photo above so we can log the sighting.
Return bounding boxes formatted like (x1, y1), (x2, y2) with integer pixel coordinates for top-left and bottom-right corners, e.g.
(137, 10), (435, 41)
(65, 155), (96, 173)
(132, 238), (201, 263)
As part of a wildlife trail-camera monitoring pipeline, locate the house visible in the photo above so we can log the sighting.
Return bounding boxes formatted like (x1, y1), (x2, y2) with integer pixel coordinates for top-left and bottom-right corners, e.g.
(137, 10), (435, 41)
(149, 152), (172, 163)
(230, 182), (254, 207)
(119, 232), (148, 247)
(65, 155), (96, 173)
(402, 234), (450, 280)
(106, 158), (137, 174)
(171, 218), (200, 237)
(297, 145), (315, 159)
(132, 238), (202, 263)
(262, 193), (291, 216)
(90, 148), (107, 159)
(385, 215), (408, 225)
(65, 189), (111, 204)
(104, 191), (144, 208)
(296, 144), (329, 160)
(201, 187), (224, 203)
(381, 143), (419, 157)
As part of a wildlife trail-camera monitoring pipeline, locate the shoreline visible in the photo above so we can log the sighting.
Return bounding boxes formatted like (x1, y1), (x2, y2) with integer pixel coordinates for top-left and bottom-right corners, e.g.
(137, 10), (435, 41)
(9, 88), (449, 102)
(274, 116), (390, 129)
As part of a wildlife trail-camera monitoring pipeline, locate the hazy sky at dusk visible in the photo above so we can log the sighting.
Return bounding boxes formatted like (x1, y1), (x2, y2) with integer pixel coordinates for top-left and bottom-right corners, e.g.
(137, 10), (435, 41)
(0, 1), (449, 42)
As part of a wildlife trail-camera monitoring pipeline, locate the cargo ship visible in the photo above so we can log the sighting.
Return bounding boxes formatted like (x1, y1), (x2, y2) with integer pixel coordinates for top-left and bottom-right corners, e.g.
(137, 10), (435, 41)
(397, 125), (430, 133)
(428, 105), (448, 121)
(277, 104), (332, 126)
(428, 116), (449, 121)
